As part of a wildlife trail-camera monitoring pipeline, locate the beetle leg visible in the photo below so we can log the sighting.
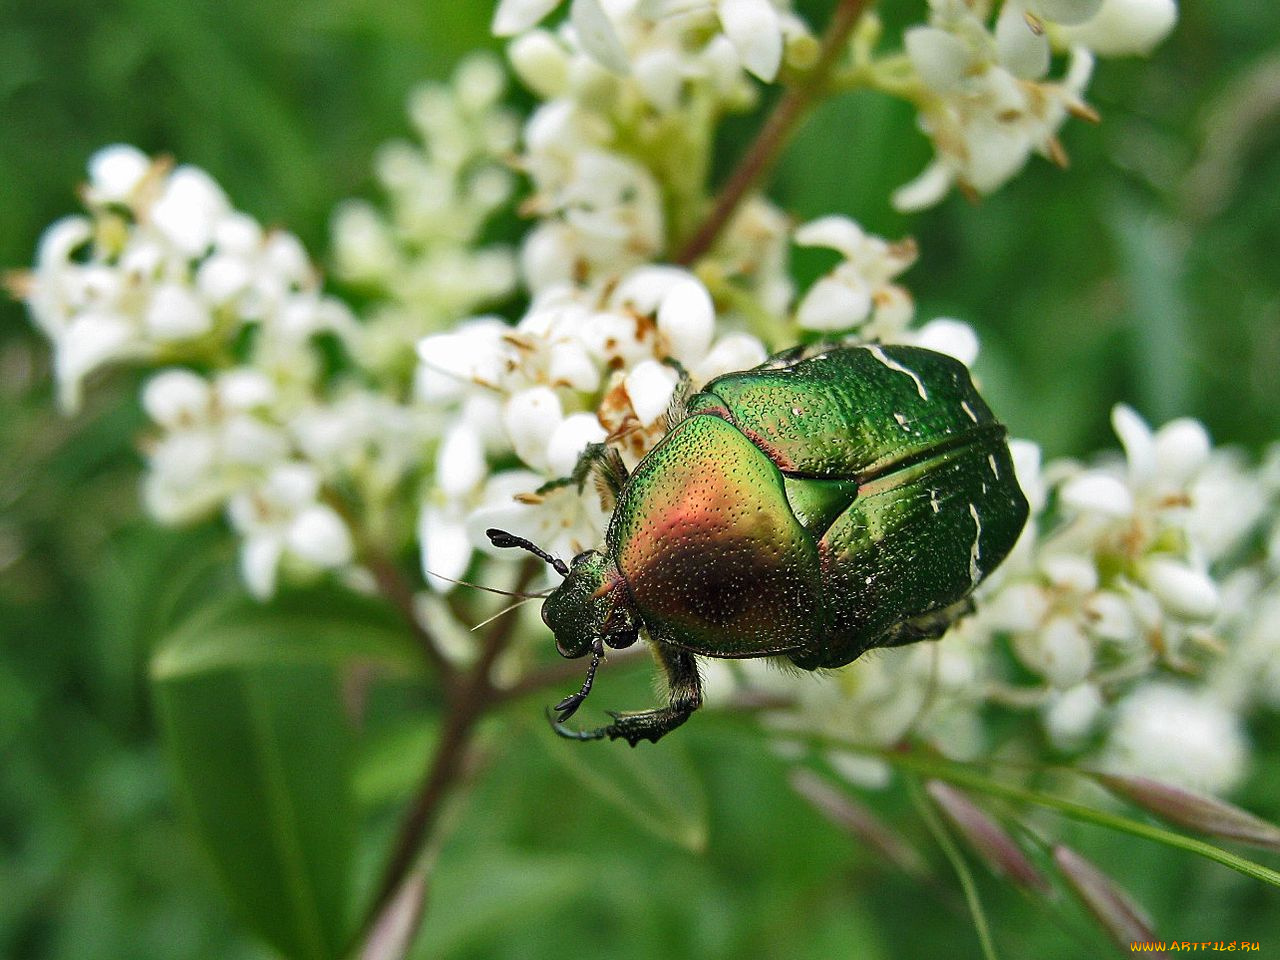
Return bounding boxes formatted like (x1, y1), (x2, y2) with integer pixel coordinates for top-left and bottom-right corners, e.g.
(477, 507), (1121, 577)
(876, 598), (976, 649)
(569, 442), (629, 511)
(603, 646), (702, 746)
(551, 645), (702, 746)
(551, 638), (605, 723)
(660, 357), (692, 429)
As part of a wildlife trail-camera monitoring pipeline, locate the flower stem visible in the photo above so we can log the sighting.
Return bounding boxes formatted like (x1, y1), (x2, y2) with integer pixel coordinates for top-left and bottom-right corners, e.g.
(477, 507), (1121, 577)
(908, 776), (1002, 960)
(674, 0), (874, 266)
(365, 548), (456, 686)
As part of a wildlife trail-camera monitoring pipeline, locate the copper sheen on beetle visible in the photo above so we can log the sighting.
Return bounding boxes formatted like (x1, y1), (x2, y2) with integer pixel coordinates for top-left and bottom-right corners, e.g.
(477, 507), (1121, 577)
(488, 344), (1029, 745)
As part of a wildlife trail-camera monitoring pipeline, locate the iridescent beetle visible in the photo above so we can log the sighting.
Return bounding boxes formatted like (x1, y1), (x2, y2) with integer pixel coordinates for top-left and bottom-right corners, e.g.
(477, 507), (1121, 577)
(488, 345), (1029, 745)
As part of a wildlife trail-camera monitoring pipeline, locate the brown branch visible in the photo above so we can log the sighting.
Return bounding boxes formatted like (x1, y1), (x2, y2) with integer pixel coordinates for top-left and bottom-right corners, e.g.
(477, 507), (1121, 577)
(358, 559), (540, 941)
(365, 548), (456, 687)
(674, 0), (873, 267)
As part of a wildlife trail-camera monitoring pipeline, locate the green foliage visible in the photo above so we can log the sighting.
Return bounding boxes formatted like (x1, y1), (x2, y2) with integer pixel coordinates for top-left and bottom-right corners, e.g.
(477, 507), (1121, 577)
(156, 663), (356, 960)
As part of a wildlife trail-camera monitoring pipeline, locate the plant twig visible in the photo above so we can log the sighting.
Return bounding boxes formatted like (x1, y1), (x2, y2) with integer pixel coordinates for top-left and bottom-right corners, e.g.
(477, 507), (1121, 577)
(364, 548), (457, 687)
(358, 559), (540, 941)
(909, 776), (1002, 960)
(674, 0), (873, 266)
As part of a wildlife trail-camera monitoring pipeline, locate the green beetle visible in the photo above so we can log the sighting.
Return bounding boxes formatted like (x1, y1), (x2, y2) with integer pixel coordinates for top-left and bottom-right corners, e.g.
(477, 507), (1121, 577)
(488, 344), (1028, 745)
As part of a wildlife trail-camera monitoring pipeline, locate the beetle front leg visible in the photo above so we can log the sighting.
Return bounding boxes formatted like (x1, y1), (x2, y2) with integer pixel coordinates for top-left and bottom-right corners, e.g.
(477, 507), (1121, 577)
(551, 644), (702, 746)
(568, 442), (630, 511)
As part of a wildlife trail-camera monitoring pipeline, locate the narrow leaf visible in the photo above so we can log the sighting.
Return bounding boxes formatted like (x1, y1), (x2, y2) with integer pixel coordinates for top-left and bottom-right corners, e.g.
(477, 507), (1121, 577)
(415, 851), (596, 956)
(927, 781), (1049, 894)
(1091, 772), (1280, 853)
(538, 732), (709, 852)
(156, 663), (356, 960)
(150, 588), (427, 681)
(1053, 845), (1165, 957)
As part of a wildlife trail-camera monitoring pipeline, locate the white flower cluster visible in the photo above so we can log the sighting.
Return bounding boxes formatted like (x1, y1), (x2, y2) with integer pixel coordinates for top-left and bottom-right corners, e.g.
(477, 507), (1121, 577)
(891, 0), (1178, 210)
(18, 145), (352, 413)
(499, 0), (821, 295)
(16, 145), (451, 600)
(730, 408), (1279, 796)
(495, 0), (814, 85)
(330, 54), (520, 379)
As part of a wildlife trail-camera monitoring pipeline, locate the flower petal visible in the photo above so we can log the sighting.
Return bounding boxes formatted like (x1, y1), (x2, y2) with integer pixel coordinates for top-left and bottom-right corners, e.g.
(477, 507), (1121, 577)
(719, 0), (783, 81)
(570, 0), (630, 74)
(492, 0), (562, 36)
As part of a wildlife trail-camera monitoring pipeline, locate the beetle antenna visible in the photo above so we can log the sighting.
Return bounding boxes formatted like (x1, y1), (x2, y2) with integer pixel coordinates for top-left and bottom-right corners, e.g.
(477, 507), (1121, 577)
(421, 569), (550, 599)
(485, 528), (570, 577)
(469, 595), (542, 631)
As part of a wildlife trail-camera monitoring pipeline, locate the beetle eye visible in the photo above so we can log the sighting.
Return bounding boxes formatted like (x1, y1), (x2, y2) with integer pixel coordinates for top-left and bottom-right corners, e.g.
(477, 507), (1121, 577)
(571, 549), (596, 567)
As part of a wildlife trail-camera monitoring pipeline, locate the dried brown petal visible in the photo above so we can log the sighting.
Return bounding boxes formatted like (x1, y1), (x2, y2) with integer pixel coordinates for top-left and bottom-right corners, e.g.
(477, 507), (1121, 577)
(1092, 772), (1280, 853)
(1053, 845), (1164, 956)
(789, 770), (929, 879)
(926, 781), (1050, 894)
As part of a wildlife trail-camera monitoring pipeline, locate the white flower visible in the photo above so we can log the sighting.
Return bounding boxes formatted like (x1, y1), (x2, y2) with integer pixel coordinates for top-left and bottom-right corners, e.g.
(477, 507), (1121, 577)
(643, 0), (797, 82)
(509, 29), (573, 99)
(142, 368), (289, 524)
(85, 144), (153, 206)
(894, 2), (1097, 210)
(19, 148), (351, 413)
(465, 469), (610, 566)
(793, 216), (917, 334)
(904, 317), (980, 367)
(1042, 682), (1104, 749)
(150, 166), (231, 257)
(493, 0), (565, 37)
(329, 60), (519, 376)
(716, 0), (784, 81)
(710, 196), (795, 316)
(228, 463), (354, 599)
(1058, 0), (1178, 57)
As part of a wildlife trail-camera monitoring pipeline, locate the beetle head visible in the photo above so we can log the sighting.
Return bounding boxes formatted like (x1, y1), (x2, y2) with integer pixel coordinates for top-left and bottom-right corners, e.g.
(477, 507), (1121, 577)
(542, 551), (638, 659)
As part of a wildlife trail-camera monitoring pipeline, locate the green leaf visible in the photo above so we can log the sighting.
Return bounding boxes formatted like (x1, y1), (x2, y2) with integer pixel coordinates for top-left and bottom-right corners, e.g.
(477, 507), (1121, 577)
(150, 587), (427, 682)
(353, 718), (437, 810)
(414, 851), (597, 958)
(537, 733), (709, 852)
(155, 662), (356, 960)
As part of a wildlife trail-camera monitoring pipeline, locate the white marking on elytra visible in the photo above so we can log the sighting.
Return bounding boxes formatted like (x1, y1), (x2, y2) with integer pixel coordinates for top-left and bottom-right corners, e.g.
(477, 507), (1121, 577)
(929, 489), (941, 514)
(867, 345), (928, 401)
(988, 454), (1000, 478)
(893, 411), (910, 430)
(792, 406), (804, 417)
(968, 503), (983, 586)
(961, 400), (978, 423)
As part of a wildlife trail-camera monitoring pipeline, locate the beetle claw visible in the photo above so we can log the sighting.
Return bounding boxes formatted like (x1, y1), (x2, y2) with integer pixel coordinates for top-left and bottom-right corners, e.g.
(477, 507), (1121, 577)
(553, 692), (585, 721)
(545, 706), (607, 741)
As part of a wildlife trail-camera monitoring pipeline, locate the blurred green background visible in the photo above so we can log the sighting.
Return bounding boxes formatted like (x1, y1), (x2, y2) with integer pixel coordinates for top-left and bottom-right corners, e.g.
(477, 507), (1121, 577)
(2, 2), (1278, 958)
